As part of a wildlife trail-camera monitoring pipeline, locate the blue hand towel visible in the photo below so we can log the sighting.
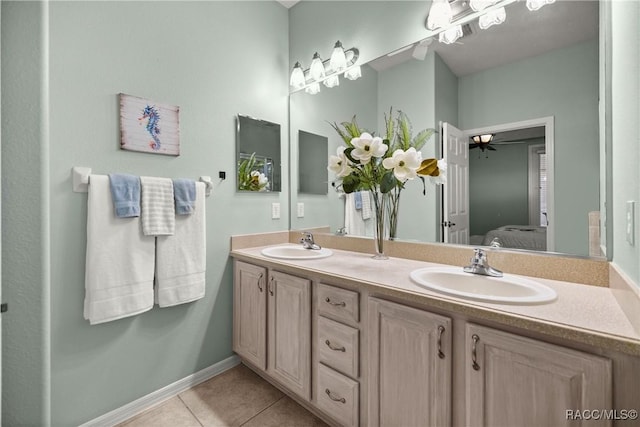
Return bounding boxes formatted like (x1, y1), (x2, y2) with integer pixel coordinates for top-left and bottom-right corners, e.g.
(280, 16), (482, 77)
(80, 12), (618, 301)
(354, 191), (363, 210)
(173, 178), (196, 215)
(108, 174), (140, 218)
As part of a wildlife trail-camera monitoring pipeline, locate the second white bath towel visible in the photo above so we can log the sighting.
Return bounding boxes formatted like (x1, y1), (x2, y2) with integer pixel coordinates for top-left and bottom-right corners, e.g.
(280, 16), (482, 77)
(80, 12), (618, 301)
(155, 182), (206, 307)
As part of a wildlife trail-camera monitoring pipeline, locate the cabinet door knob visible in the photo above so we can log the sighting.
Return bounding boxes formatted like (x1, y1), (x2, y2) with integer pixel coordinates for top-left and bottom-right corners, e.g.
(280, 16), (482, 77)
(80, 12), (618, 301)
(325, 297), (346, 307)
(257, 273), (264, 292)
(325, 388), (346, 403)
(471, 334), (481, 371)
(325, 340), (346, 352)
(437, 325), (445, 359)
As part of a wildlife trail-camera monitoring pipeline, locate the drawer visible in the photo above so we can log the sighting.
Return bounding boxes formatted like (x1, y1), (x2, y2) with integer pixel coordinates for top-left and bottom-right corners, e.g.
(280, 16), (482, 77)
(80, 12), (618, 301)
(317, 283), (359, 324)
(318, 316), (359, 378)
(317, 364), (359, 427)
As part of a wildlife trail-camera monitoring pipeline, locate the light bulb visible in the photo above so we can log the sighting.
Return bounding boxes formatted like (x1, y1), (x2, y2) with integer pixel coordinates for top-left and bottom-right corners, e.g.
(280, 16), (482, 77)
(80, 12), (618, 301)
(469, 0), (498, 12)
(526, 0), (555, 11)
(323, 75), (340, 88)
(479, 7), (506, 30)
(426, 0), (453, 30)
(439, 25), (463, 45)
(289, 62), (305, 89)
(309, 52), (325, 81)
(305, 82), (321, 95)
(344, 65), (362, 81)
(330, 41), (347, 73)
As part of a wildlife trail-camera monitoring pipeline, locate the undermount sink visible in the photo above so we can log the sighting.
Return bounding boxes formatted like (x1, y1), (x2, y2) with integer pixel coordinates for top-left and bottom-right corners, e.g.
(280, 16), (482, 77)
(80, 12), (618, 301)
(261, 245), (333, 260)
(409, 266), (557, 305)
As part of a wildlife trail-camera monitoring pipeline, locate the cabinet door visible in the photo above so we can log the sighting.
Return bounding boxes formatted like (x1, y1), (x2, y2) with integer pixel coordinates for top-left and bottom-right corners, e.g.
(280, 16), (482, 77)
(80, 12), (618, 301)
(233, 261), (267, 370)
(268, 271), (311, 400)
(466, 323), (612, 427)
(368, 297), (452, 427)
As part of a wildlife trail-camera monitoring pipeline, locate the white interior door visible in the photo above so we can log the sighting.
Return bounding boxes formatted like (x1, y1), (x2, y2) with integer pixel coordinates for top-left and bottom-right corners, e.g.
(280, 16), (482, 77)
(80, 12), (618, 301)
(442, 122), (469, 244)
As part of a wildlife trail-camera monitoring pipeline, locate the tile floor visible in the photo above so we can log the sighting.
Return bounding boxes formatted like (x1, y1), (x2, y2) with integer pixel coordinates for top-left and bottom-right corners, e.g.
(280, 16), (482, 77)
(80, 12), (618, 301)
(119, 363), (329, 427)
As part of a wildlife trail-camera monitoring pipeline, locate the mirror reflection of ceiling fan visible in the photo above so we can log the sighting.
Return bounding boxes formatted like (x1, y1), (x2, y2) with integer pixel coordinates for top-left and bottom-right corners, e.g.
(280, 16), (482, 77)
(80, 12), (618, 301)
(469, 126), (545, 152)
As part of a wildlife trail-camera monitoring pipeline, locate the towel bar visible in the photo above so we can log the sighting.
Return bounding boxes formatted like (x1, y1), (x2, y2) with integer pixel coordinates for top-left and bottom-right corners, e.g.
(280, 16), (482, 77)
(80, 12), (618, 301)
(72, 166), (214, 197)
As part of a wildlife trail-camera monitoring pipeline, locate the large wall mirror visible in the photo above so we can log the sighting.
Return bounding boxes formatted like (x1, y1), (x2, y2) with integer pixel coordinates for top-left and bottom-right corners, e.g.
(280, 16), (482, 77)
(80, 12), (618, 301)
(237, 114), (282, 192)
(289, 0), (604, 259)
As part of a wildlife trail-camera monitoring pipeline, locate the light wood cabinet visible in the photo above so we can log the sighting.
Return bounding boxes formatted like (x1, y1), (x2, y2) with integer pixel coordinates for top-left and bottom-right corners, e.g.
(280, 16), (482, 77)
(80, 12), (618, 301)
(233, 261), (311, 400)
(232, 261), (267, 370)
(368, 297), (452, 427)
(465, 323), (612, 427)
(267, 271), (312, 400)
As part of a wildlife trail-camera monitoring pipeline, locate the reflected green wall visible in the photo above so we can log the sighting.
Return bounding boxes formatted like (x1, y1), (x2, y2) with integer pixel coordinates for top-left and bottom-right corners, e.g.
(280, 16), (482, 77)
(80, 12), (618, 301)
(459, 39), (599, 256)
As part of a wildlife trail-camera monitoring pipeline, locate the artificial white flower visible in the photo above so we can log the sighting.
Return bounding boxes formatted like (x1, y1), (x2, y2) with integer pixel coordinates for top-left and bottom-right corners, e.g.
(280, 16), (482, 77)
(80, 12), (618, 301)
(350, 132), (388, 165)
(328, 146), (353, 177)
(250, 170), (270, 191)
(382, 147), (422, 181)
(428, 159), (447, 185)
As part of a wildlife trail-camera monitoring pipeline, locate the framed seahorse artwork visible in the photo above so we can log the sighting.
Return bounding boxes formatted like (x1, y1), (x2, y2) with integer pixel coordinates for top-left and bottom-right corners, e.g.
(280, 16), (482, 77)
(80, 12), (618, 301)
(119, 93), (180, 156)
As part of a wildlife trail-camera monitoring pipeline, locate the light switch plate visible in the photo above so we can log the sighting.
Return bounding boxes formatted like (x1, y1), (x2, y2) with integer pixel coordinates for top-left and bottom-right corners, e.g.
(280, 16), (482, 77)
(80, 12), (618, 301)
(297, 202), (304, 218)
(271, 203), (281, 220)
(626, 201), (635, 246)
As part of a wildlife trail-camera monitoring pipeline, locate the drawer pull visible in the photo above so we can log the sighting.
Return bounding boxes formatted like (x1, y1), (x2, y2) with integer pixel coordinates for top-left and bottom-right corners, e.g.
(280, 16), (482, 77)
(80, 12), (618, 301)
(325, 388), (346, 404)
(325, 339), (346, 352)
(269, 276), (274, 296)
(325, 297), (346, 307)
(471, 334), (480, 371)
(257, 273), (264, 292)
(437, 325), (445, 359)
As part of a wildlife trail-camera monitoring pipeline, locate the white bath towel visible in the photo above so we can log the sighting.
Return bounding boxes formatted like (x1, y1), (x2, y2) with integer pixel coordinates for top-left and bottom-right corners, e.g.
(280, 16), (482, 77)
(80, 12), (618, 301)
(344, 192), (374, 237)
(84, 175), (155, 325)
(360, 191), (372, 220)
(155, 182), (206, 307)
(140, 176), (175, 236)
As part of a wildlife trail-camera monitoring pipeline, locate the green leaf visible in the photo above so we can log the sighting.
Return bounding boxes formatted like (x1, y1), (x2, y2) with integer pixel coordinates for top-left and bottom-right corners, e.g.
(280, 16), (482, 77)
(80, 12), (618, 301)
(384, 107), (395, 142)
(412, 128), (435, 151)
(343, 147), (358, 164)
(396, 110), (412, 151)
(342, 174), (360, 193)
(380, 171), (398, 193)
(328, 121), (352, 145)
(417, 158), (439, 176)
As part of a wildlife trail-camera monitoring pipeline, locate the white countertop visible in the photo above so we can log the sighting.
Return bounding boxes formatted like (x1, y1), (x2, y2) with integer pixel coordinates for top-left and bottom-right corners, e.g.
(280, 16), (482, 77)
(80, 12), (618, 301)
(231, 244), (640, 356)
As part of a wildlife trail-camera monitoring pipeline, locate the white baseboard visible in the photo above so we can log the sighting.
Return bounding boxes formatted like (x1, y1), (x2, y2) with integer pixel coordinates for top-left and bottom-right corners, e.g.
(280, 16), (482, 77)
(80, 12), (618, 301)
(80, 354), (241, 427)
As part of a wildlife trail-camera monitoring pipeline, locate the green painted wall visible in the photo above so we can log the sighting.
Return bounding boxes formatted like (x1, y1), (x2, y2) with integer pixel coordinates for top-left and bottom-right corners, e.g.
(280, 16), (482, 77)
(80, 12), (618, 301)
(459, 39), (599, 256)
(610, 0), (640, 286)
(2, 2), (51, 425)
(469, 141), (543, 236)
(290, 65), (378, 232)
(4, 1), (289, 425)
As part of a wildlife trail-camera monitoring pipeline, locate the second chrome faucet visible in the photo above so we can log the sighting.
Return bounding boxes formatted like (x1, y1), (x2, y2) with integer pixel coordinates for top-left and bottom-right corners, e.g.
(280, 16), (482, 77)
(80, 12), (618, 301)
(463, 248), (503, 277)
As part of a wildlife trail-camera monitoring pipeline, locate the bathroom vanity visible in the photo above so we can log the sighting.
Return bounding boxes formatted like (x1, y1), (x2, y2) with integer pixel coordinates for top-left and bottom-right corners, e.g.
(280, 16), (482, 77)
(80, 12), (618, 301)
(231, 242), (640, 427)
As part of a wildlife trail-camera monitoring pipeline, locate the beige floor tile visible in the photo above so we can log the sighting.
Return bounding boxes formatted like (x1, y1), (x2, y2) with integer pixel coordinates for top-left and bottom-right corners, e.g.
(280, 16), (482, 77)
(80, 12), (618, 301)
(179, 364), (284, 426)
(118, 396), (201, 427)
(243, 396), (329, 427)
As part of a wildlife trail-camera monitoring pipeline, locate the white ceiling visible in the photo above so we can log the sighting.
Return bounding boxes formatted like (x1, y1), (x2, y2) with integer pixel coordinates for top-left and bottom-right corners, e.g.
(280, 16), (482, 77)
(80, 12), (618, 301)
(370, 0), (598, 77)
(277, 0), (300, 8)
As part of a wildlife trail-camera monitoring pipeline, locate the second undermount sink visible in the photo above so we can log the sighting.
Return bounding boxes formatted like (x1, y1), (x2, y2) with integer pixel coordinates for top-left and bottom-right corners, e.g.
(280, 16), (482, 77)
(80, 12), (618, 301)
(261, 245), (333, 260)
(409, 266), (557, 305)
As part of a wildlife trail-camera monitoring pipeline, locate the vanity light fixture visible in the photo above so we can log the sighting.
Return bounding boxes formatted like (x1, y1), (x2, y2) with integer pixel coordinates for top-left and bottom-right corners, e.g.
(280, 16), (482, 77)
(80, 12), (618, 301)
(290, 41), (360, 94)
(526, 0), (555, 11)
(439, 25), (463, 45)
(305, 82), (321, 95)
(478, 6), (506, 29)
(469, 0), (499, 12)
(309, 52), (326, 81)
(323, 74), (340, 88)
(329, 41), (348, 72)
(427, 0), (454, 30)
(344, 65), (362, 80)
(289, 62), (306, 90)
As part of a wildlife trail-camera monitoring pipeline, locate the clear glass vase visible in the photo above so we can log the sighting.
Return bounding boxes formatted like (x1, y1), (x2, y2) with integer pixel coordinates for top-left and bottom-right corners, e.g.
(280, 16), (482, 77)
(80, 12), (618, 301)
(388, 187), (401, 241)
(371, 190), (389, 260)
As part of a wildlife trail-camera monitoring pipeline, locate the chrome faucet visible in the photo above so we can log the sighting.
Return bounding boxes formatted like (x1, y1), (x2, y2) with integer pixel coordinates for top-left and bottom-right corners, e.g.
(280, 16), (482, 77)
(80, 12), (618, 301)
(300, 232), (321, 250)
(463, 248), (503, 277)
(335, 226), (347, 236)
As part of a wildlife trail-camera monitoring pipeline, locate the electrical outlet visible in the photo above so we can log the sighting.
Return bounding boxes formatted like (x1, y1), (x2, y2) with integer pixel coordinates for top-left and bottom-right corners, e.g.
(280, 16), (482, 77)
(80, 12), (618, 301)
(297, 202), (305, 218)
(271, 203), (281, 220)
(626, 201), (635, 246)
